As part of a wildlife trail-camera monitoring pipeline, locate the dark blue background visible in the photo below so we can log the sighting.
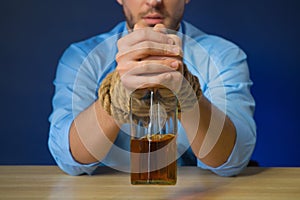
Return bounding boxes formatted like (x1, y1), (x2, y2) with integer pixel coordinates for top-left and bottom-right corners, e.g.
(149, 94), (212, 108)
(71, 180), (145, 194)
(1, 0), (299, 167)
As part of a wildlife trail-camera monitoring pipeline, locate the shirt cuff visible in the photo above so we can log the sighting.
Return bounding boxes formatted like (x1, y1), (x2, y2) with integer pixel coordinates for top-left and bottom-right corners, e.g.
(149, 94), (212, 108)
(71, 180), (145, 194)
(48, 114), (101, 176)
(197, 118), (256, 177)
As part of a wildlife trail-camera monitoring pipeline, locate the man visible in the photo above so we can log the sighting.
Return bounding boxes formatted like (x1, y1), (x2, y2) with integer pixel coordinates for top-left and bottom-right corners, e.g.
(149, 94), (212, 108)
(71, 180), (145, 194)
(48, 0), (256, 176)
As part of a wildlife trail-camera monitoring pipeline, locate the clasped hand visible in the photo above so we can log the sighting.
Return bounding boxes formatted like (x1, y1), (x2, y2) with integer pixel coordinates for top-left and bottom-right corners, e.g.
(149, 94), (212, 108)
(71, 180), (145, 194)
(98, 23), (201, 124)
(116, 23), (184, 95)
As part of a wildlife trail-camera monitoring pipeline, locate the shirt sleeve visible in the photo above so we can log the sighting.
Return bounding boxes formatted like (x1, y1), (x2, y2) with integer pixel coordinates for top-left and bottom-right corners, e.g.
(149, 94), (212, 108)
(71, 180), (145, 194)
(48, 44), (101, 176)
(197, 46), (257, 177)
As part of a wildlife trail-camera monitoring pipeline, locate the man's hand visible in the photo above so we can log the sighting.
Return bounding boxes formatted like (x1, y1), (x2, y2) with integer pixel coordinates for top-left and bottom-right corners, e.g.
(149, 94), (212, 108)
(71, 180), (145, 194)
(116, 23), (184, 93)
(98, 23), (201, 124)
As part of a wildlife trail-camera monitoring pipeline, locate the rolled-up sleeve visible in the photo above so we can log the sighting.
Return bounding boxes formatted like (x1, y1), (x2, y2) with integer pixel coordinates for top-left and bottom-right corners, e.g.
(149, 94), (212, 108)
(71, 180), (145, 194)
(48, 44), (100, 175)
(197, 46), (256, 176)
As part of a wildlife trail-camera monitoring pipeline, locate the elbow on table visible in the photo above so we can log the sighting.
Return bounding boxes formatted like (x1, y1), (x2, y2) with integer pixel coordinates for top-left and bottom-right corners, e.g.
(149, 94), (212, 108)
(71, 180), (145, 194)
(56, 162), (89, 176)
(210, 164), (247, 177)
(48, 140), (97, 176)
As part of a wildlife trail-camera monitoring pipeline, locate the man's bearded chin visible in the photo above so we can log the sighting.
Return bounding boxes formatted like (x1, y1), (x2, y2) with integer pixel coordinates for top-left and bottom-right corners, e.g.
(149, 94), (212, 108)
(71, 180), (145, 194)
(125, 18), (154, 31)
(125, 18), (135, 30)
(124, 12), (157, 30)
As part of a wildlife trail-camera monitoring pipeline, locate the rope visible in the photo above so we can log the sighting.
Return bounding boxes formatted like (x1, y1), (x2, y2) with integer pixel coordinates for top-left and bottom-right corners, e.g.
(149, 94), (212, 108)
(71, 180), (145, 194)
(98, 64), (202, 124)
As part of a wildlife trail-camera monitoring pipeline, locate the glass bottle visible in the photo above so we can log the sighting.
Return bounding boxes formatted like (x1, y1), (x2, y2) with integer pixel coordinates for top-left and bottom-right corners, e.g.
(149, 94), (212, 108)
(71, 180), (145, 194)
(130, 88), (177, 185)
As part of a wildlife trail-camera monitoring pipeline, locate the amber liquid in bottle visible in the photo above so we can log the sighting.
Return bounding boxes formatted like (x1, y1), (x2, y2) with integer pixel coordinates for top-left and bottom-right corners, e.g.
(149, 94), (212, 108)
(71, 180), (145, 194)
(130, 134), (177, 185)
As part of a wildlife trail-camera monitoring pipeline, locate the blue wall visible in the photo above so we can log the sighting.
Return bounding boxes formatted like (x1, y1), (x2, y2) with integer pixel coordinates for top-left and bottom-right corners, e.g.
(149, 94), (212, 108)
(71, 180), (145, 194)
(1, 0), (299, 166)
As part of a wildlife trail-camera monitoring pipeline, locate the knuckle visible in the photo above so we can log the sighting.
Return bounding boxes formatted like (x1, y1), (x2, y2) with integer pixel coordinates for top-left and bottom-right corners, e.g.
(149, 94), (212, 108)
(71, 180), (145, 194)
(117, 37), (125, 49)
(138, 28), (150, 41)
(168, 34), (182, 46)
(145, 41), (154, 50)
(141, 62), (150, 71)
(115, 52), (123, 62)
(138, 41), (153, 54)
(163, 44), (171, 54)
(117, 61), (132, 75)
(137, 30), (146, 40)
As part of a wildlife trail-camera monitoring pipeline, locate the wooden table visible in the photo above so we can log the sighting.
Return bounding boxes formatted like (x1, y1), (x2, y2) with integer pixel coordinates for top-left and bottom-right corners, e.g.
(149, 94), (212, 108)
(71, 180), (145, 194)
(0, 166), (299, 199)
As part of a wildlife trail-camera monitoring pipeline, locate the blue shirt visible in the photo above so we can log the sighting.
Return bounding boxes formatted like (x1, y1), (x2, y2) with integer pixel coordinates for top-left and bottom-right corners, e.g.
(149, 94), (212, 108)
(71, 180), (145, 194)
(48, 21), (256, 176)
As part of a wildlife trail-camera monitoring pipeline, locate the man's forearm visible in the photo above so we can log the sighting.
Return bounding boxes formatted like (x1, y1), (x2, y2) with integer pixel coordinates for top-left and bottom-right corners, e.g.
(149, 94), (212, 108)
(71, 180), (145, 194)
(69, 99), (120, 164)
(181, 95), (236, 168)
